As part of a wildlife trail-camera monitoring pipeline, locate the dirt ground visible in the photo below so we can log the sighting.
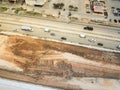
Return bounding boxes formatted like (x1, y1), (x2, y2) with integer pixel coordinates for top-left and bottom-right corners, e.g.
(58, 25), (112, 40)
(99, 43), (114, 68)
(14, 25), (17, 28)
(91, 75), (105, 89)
(0, 34), (119, 89)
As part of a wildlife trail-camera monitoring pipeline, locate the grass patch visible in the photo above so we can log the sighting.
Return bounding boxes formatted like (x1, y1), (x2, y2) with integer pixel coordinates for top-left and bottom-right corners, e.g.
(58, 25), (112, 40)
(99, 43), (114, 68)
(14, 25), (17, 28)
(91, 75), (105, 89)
(0, 7), (8, 12)
(24, 11), (42, 16)
(14, 7), (27, 14)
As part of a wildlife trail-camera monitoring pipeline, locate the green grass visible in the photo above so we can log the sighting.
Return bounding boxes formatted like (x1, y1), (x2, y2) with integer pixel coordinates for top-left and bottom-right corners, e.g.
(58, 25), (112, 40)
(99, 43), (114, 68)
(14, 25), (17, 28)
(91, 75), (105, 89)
(14, 7), (26, 14)
(24, 11), (42, 16)
(0, 7), (8, 12)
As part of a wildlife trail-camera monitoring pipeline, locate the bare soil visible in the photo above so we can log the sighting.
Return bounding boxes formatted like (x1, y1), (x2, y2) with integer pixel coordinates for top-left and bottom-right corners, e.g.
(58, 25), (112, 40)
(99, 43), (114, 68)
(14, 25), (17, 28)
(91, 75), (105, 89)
(0, 35), (119, 89)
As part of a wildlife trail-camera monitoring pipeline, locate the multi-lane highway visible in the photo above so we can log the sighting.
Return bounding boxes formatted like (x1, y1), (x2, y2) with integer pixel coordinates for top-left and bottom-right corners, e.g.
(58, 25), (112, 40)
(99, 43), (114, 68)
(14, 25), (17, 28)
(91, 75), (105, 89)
(0, 14), (120, 38)
(0, 13), (120, 51)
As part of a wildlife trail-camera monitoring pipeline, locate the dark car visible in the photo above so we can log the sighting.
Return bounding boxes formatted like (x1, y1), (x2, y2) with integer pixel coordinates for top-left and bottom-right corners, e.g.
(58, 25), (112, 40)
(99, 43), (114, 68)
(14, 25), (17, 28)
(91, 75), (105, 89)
(61, 37), (67, 40)
(50, 33), (55, 36)
(111, 7), (115, 9)
(97, 43), (103, 46)
(11, 8), (16, 10)
(118, 20), (120, 23)
(116, 45), (120, 49)
(104, 12), (108, 16)
(84, 26), (93, 31)
(116, 8), (120, 11)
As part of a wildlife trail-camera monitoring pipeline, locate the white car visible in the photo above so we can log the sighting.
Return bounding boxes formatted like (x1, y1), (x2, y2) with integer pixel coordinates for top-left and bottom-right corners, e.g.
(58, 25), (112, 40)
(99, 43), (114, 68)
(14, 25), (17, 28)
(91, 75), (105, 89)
(88, 38), (96, 43)
(79, 34), (86, 38)
(44, 28), (50, 32)
(21, 26), (33, 31)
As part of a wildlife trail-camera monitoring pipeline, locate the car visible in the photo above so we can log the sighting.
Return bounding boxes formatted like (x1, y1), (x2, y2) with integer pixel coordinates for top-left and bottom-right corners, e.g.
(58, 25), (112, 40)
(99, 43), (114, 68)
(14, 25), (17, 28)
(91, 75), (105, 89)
(118, 20), (120, 23)
(116, 8), (120, 11)
(88, 39), (96, 43)
(111, 7), (115, 9)
(11, 8), (16, 10)
(97, 43), (103, 46)
(13, 29), (19, 32)
(104, 12), (108, 16)
(116, 45), (120, 49)
(86, 4), (91, 13)
(26, 34), (30, 36)
(109, 19), (112, 22)
(50, 33), (55, 36)
(61, 37), (67, 40)
(21, 26), (33, 31)
(84, 26), (93, 31)
(79, 34), (86, 38)
(104, 16), (108, 19)
(118, 31), (120, 34)
(44, 28), (50, 32)
(86, 11), (90, 13)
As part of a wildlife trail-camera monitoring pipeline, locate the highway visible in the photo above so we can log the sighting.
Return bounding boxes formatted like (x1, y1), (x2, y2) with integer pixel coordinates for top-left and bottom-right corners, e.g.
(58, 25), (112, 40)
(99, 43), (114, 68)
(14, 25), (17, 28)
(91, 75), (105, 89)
(0, 13), (120, 51)
(0, 13), (120, 38)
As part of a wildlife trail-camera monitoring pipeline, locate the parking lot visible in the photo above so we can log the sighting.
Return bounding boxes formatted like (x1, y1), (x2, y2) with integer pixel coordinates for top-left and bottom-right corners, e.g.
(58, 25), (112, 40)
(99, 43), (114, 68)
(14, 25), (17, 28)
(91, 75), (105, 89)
(106, 0), (120, 23)
(0, 0), (120, 26)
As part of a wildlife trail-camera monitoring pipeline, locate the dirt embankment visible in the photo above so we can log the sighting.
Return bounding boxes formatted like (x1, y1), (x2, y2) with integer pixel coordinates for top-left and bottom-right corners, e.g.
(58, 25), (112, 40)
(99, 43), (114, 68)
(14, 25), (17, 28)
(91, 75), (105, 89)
(9, 35), (120, 65)
(0, 35), (119, 89)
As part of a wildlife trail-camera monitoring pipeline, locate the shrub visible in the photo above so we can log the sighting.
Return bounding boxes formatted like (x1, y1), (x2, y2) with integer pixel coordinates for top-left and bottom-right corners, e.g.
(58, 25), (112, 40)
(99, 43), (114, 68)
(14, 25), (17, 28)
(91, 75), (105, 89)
(0, 7), (8, 12)
(53, 3), (64, 9)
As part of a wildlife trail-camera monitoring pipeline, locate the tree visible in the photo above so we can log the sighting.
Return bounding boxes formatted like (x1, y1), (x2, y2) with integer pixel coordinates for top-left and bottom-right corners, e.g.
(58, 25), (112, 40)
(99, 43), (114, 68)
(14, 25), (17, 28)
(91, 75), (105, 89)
(69, 5), (73, 9)
(53, 3), (59, 9)
(74, 7), (78, 11)
(69, 5), (78, 11)
(53, 3), (64, 9)
(69, 5), (74, 11)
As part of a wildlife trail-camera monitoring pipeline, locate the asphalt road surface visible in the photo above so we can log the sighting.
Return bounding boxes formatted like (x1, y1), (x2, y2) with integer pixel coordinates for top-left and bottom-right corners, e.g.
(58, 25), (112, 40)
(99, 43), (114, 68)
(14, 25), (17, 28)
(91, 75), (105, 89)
(0, 13), (120, 51)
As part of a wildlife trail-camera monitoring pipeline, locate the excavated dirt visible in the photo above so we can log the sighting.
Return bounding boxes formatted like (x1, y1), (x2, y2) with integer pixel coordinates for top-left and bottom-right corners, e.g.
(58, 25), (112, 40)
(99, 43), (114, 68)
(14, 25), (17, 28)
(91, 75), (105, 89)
(0, 35), (119, 89)
(8, 35), (120, 65)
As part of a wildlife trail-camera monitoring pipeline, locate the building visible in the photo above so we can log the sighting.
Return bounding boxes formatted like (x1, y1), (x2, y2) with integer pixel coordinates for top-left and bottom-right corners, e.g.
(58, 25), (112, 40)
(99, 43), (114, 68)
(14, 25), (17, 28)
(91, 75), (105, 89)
(25, 0), (47, 6)
(8, 0), (18, 3)
(93, 1), (104, 13)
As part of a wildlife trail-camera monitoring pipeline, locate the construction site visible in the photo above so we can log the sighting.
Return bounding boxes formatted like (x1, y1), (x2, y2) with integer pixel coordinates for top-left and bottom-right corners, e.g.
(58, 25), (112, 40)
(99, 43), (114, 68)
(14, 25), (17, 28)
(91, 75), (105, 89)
(0, 32), (119, 89)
